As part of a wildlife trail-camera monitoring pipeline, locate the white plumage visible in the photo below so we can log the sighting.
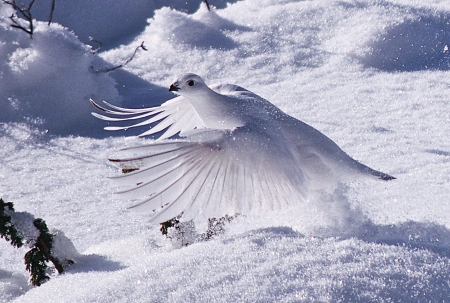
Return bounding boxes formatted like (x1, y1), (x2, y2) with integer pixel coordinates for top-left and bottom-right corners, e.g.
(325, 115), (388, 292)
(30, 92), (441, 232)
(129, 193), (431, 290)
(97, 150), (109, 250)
(91, 73), (394, 223)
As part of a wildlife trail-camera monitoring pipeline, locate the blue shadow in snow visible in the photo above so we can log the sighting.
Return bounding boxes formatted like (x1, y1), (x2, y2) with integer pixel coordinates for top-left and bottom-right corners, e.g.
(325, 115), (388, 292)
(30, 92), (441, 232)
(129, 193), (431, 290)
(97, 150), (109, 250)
(359, 12), (450, 72)
(355, 220), (450, 258)
(68, 253), (125, 273)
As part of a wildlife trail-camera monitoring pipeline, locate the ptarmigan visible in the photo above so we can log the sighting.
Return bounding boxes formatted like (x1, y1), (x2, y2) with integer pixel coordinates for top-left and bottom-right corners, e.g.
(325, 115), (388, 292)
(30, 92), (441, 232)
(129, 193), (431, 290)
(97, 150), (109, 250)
(91, 73), (395, 223)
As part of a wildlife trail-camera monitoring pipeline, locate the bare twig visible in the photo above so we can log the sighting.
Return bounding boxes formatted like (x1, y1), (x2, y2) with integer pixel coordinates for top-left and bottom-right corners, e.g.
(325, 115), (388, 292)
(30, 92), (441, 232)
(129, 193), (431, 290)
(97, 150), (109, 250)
(3, 0), (36, 38)
(48, 0), (56, 25)
(92, 41), (148, 73)
(203, 0), (211, 11)
(88, 37), (103, 54)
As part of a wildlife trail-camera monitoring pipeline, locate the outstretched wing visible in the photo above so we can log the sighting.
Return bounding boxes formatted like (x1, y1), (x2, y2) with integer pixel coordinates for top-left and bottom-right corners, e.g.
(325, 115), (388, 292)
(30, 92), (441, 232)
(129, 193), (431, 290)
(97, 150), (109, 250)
(90, 97), (204, 140)
(108, 128), (308, 224)
(90, 84), (254, 140)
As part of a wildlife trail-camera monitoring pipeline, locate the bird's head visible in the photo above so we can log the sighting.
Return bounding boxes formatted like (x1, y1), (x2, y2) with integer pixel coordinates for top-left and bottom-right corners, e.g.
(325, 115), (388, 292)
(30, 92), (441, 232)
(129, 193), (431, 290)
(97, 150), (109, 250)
(169, 73), (208, 96)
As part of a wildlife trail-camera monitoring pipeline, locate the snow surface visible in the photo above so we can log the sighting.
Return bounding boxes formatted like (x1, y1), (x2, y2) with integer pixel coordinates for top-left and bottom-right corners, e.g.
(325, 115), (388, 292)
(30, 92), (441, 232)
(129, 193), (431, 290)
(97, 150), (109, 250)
(1, 0), (450, 302)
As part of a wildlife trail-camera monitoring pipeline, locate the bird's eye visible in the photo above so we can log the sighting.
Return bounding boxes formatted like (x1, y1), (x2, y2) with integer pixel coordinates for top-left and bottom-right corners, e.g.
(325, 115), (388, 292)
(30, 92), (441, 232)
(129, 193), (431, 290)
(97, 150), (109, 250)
(187, 80), (195, 87)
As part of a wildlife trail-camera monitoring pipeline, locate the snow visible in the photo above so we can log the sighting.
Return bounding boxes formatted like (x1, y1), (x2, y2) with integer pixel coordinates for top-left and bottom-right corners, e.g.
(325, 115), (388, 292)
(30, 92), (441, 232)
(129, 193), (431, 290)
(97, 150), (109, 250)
(0, 9), (118, 137)
(1, 0), (450, 302)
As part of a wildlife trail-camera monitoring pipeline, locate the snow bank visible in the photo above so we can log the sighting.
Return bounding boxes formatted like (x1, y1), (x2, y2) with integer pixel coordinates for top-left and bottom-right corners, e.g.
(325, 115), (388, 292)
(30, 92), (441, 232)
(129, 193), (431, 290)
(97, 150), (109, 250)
(0, 9), (118, 137)
(30, 0), (241, 48)
(10, 225), (450, 303)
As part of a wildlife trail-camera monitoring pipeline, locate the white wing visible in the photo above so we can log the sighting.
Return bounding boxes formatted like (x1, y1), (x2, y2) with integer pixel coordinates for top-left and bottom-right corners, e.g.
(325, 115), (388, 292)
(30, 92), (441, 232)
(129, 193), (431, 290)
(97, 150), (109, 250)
(90, 97), (203, 140)
(90, 84), (252, 140)
(108, 128), (308, 224)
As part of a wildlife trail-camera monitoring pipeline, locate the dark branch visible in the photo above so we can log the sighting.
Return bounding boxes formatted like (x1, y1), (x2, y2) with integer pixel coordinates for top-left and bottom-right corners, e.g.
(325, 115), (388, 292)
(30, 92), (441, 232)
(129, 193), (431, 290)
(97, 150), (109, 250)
(48, 0), (56, 25)
(203, 0), (211, 11)
(27, 0), (36, 11)
(88, 37), (103, 54)
(3, 0), (36, 38)
(0, 199), (23, 248)
(33, 219), (65, 274)
(1, 200), (77, 286)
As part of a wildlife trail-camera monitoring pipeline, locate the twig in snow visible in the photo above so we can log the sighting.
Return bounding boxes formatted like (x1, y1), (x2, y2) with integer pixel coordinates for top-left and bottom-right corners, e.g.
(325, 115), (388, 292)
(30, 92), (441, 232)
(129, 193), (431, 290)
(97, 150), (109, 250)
(203, 0), (211, 11)
(48, 0), (56, 25)
(89, 37), (103, 54)
(92, 41), (148, 73)
(3, 0), (36, 38)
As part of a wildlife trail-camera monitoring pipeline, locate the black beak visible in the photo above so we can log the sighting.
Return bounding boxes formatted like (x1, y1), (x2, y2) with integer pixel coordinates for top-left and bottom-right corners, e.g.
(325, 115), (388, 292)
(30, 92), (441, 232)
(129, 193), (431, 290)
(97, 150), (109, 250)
(169, 84), (179, 92)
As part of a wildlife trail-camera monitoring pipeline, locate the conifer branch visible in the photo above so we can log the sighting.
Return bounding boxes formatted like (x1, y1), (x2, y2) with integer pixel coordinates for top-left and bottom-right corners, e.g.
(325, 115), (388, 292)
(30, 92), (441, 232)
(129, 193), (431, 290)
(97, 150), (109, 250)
(0, 199), (77, 286)
(0, 199), (23, 248)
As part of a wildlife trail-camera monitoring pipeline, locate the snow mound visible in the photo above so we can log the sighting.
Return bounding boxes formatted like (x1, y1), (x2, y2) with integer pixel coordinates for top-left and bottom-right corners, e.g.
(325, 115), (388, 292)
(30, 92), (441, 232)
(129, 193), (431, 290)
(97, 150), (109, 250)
(0, 14), (119, 136)
(29, 0), (242, 49)
(360, 6), (450, 71)
(11, 227), (450, 303)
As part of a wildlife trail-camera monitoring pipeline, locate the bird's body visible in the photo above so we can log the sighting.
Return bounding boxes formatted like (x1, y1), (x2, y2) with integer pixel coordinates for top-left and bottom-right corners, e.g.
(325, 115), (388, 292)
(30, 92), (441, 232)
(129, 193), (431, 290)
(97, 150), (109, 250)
(91, 73), (395, 223)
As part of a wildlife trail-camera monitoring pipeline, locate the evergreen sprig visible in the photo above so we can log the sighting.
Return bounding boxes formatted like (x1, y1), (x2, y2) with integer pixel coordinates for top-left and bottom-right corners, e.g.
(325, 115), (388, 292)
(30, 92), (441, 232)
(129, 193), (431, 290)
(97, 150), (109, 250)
(0, 198), (24, 248)
(25, 246), (50, 286)
(0, 199), (74, 286)
(32, 218), (65, 275)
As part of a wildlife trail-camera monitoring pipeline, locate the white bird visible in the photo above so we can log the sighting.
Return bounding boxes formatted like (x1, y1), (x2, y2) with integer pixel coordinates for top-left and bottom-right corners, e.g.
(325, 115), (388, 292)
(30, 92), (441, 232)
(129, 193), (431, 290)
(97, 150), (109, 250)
(91, 73), (395, 224)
